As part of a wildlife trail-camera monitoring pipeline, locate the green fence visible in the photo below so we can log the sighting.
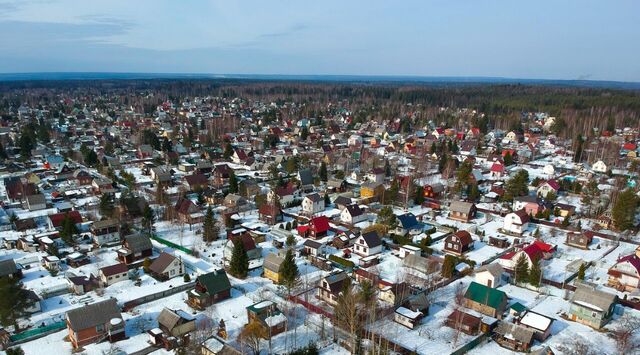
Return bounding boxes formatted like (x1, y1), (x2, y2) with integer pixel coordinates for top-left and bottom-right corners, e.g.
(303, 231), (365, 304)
(151, 234), (193, 255)
(10, 321), (66, 343)
(450, 333), (489, 355)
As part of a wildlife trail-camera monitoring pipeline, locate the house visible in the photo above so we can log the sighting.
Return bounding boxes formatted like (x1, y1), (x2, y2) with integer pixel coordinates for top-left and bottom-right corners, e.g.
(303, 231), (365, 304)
(0, 259), (22, 279)
(393, 306), (423, 329)
(499, 240), (556, 270)
(360, 182), (384, 200)
(445, 309), (482, 335)
(263, 252), (285, 283)
(394, 213), (421, 236)
(340, 204), (367, 225)
(184, 173), (209, 191)
(149, 252), (184, 281)
(25, 194), (46, 211)
(48, 210), (82, 230)
(268, 185), (297, 205)
(475, 264), (504, 288)
(607, 246), (640, 291)
(65, 298), (125, 349)
(187, 269), (232, 310)
(91, 219), (120, 246)
(302, 239), (324, 257)
(444, 231), (474, 256)
(67, 274), (98, 295)
(297, 216), (330, 239)
(399, 245), (421, 259)
(490, 162), (505, 178)
(224, 234), (262, 262)
(301, 193), (325, 215)
(174, 197), (204, 225)
(592, 160), (608, 173)
(298, 168), (315, 192)
(366, 168), (386, 184)
(463, 281), (508, 319)
(518, 310), (554, 341)
(43, 256), (61, 271)
(99, 263), (129, 287)
(151, 167), (172, 185)
(422, 183), (444, 199)
(317, 271), (349, 305)
(488, 235), (510, 249)
(74, 170), (93, 185)
(566, 231), (593, 249)
(503, 209), (530, 235)
(117, 234), (153, 264)
(493, 322), (535, 352)
(92, 177), (115, 194)
(513, 196), (546, 216)
(353, 231), (383, 257)
(537, 179), (560, 198)
(246, 300), (287, 337)
(224, 194), (249, 211)
(258, 204), (283, 225)
(157, 308), (196, 339)
(568, 283), (617, 329)
(379, 282), (411, 305)
(449, 201), (476, 222)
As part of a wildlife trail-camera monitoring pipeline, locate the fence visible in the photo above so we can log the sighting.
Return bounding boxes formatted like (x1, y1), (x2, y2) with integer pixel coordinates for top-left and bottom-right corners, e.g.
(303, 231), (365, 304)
(9, 321), (66, 345)
(150, 234), (193, 255)
(450, 333), (489, 355)
(123, 281), (195, 311)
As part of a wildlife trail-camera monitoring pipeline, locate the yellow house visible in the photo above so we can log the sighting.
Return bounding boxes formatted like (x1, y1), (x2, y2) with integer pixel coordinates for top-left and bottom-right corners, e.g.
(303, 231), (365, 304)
(263, 253), (285, 283)
(360, 182), (384, 199)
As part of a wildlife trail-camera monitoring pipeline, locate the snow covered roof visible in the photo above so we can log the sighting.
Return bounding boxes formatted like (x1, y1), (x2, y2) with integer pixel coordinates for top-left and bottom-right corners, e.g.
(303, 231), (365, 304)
(519, 311), (553, 331)
(395, 306), (422, 319)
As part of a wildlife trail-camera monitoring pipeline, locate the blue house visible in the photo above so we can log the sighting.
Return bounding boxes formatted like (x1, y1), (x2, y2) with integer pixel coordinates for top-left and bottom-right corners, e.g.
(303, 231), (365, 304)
(395, 213), (422, 236)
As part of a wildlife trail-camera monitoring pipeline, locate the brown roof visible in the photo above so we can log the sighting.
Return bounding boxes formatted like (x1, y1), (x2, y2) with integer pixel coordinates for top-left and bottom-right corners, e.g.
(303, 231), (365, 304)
(450, 230), (473, 246)
(100, 263), (128, 277)
(149, 252), (177, 274)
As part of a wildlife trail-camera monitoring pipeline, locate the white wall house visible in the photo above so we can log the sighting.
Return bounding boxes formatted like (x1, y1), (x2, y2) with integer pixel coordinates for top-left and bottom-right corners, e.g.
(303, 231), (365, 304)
(592, 160), (608, 174)
(340, 205), (367, 225)
(503, 209), (530, 235)
(302, 193), (325, 215)
(353, 232), (383, 257)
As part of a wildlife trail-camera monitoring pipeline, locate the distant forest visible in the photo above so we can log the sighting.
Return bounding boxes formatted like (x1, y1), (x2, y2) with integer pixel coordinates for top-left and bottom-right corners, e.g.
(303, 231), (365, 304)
(1, 79), (639, 138)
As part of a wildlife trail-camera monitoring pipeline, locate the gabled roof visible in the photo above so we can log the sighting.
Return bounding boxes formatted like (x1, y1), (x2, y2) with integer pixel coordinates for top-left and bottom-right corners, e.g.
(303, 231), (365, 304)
(197, 269), (231, 295)
(124, 234), (152, 252)
(447, 230), (474, 246)
(360, 231), (382, 248)
(0, 259), (18, 277)
(185, 173), (208, 186)
(231, 234), (257, 251)
(464, 281), (507, 309)
(344, 204), (363, 217)
(66, 298), (121, 331)
(263, 253), (285, 272)
(298, 169), (314, 185)
(305, 193), (322, 202)
(397, 213), (419, 229)
(571, 283), (617, 312)
(310, 216), (330, 233)
(100, 263), (128, 277)
(49, 211), (82, 228)
(149, 252), (178, 274)
(450, 201), (474, 214)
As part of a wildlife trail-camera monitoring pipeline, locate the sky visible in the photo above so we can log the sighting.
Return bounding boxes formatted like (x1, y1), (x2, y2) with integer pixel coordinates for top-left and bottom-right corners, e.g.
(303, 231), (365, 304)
(0, 0), (639, 82)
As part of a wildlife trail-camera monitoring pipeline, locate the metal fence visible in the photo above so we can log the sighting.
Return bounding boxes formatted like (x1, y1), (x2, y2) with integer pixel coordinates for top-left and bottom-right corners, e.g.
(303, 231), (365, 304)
(9, 321), (67, 344)
(150, 234), (193, 255)
(123, 281), (195, 311)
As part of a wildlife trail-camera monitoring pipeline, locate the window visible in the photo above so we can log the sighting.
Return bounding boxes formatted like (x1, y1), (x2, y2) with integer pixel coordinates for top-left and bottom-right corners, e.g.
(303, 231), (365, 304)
(170, 269), (175, 276)
(96, 324), (104, 332)
(454, 244), (458, 250)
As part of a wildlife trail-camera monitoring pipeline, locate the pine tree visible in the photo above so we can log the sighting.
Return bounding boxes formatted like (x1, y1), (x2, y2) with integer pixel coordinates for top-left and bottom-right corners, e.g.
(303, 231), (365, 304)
(578, 263), (586, 280)
(229, 239), (249, 278)
(319, 162), (328, 181)
(441, 255), (456, 278)
(612, 188), (638, 231)
(280, 249), (299, 290)
(0, 142), (7, 160)
(0, 278), (30, 329)
(202, 206), (218, 243)
(413, 184), (424, 205)
(228, 171), (239, 194)
(515, 253), (530, 284)
(324, 193), (330, 206)
(59, 213), (78, 245)
(99, 194), (114, 218)
(528, 260), (541, 287)
(223, 143), (234, 160)
(142, 205), (155, 236)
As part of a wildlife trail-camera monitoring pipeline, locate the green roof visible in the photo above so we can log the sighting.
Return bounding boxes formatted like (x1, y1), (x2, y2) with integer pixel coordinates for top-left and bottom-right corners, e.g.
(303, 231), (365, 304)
(510, 302), (527, 313)
(198, 270), (231, 295)
(464, 282), (507, 309)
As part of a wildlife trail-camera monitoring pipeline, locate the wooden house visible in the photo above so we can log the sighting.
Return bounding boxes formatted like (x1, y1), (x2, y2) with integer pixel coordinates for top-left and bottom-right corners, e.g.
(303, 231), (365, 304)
(65, 299), (125, 349)
(187, 269), (232, 310)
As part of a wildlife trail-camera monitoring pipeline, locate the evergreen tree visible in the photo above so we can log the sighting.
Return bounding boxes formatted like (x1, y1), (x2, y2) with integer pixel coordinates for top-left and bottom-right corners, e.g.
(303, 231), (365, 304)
(99, 194), (114, 218)
(229, 239), (249, 278)
(319, 162), (328, 181)
(578, 263), (586, 280)
(514, 253), (530, 284)
(612, 188), (638, 231)
(528, 260), (542, 287)
(6, 347), (25, 355)
(142, 205), (155, 235)
(59, 213), (78, 245)
(376, 206), (397, 229)
(84, 149), (98, 167)
(454, 160), (473, 196)
(441, 255), (456, 278)
(228, 171), (239, 194)
(0, 278), (30, 329)
(280, 249), (299, 290)
(411, 183), (424, 206)
(467, 183), (480, 201)
(438, 153), (448, 173)
(0, 142), (7, 159)
(223, 143), (234, 160)
(202, 206), (219, 243)
(324, 193), (331, 206)
(503, 152), (514, 166)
